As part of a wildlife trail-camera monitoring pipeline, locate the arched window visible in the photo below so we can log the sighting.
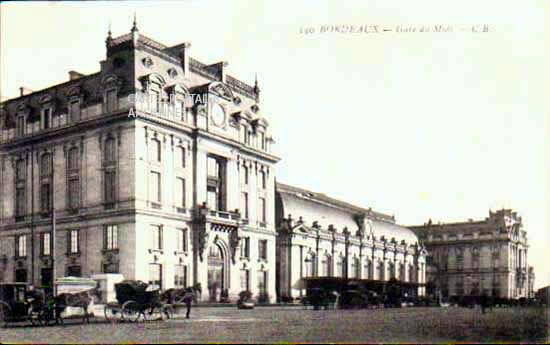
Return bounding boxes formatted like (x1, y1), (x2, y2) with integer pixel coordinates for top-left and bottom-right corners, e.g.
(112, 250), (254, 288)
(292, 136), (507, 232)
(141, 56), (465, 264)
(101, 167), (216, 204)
(377, 261), (385, 281)
(351, 257), (360, 279)
(389, 262), (396, 279)
(365, 259), (372, 279)
(304, 253), (315, 277)
(104, 137), (116, 163)
(40, 154), (52, 177)
(409, 264), (415, 282)
(336, 256), (344, 277)
(321, 254), (332, 276)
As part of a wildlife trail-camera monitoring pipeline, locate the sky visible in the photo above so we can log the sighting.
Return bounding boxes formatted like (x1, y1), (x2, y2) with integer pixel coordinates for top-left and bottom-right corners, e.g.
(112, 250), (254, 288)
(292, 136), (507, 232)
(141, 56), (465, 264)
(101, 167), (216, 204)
(1, 0), (548, 288)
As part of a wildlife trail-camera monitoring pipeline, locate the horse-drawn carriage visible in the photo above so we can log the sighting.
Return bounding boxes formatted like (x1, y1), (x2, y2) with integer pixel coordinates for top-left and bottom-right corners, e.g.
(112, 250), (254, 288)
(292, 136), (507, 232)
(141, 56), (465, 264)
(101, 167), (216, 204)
(103, 280), (173, 322)
(0, 283), (56, 327)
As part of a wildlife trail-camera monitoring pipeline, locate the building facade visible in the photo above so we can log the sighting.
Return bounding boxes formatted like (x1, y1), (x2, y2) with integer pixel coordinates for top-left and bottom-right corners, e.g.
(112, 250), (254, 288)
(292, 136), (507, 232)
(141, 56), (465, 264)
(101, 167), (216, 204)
(409, 209), (534, 299)
(0, 22), (279, 302)
(275, 183), (427, 299)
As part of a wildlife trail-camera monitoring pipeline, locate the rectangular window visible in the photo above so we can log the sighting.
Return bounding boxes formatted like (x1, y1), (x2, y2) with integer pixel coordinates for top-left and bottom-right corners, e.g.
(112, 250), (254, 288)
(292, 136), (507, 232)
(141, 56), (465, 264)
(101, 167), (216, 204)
(206, 155), (226, 211)
(243, 127), (249, 145)
(207, 157), (219, 177)
(104, 171), (116, 204)
(175, 178), (186, 208)
(242, 166), (248, 185)
(104, 225), (118, 250)
(40, 183), (51, 212)
(149, 140), (161, 162)
(260, 132), (265, 150)
(16, 187), (25, 217)
(207, 186), (217, 210)
(176, 147), (186, 168)
(240, 270), (250, 291)
(68, 148), (79, 171)
(68, 230), (79, 254)
(43, 108), (51, 129)
(259, 197), (266, 223)
(150, 89), (160, 113)
(240, 237), (250, 259)
(151, 226), (163, 250)
(148, 263), (162, 290)
(17, 116), (25, 137)
(241, 192), (248, 219)
(106, 89), (117, 113)
(41, 232), (51, 256)
(174, 265), (187, 288)
(260, 172), (266, 189)
(15, 268), (27, 283)
(150, 171), (161, 203)
(16, 160), (25, 181)
(257, 271), (267, 294)
(258, 239), (267, 260)
(69, 100), (80, 123)
(16, 235), (27, 258)
(68, 179), (80, 209)
(176, 228), (188, 252)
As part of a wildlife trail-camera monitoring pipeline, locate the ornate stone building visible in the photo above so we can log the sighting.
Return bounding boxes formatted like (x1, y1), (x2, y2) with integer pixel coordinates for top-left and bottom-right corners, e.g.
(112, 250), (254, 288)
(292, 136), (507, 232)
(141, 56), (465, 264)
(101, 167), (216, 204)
(409, 209), (534, 299)
(275, 183), (427, 299)
(0, 21), (279, 302)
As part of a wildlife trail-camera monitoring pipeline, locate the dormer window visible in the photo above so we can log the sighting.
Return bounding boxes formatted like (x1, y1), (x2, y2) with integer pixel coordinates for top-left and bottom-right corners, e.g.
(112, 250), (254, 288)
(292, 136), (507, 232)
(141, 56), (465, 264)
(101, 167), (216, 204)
(43, 108), (51, 129)
(69, 99), (80, 123)
(16, 114), (25, 137)
(106, 89), (117, 113)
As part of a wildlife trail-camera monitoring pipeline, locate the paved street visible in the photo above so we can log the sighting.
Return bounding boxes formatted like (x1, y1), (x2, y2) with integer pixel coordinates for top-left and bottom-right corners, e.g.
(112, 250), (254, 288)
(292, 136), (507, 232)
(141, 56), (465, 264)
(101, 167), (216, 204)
(1, 306), (547, 343)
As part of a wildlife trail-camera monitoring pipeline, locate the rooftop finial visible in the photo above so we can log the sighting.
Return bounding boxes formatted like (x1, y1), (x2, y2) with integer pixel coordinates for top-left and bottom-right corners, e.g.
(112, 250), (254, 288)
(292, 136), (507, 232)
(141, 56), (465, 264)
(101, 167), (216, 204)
(254, 73), (260, 93)
(131, 12), (138, 32)
(108, 20), (112, 38)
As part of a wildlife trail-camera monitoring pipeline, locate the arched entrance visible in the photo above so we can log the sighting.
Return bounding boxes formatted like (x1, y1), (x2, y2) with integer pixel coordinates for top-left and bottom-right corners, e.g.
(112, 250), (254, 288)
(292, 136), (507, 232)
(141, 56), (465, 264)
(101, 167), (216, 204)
(207, 244), (224, 302)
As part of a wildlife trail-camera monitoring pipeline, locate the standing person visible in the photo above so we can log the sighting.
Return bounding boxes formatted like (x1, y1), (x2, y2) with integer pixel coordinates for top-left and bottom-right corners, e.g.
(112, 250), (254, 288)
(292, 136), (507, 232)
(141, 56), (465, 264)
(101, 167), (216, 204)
(182, 288), (194, 319)
(480, 292), (488, 314)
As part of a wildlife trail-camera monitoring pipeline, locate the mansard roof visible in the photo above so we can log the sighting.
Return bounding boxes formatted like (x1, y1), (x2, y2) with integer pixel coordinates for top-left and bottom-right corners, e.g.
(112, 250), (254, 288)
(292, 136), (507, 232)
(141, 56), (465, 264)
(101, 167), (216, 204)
(1, 72), (102, 129)
(276, 182), (419, 245)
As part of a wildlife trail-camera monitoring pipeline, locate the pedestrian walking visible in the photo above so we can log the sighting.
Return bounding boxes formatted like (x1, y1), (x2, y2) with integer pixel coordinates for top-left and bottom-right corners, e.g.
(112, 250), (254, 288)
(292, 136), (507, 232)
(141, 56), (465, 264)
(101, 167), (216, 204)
(183, 287), (194, 319)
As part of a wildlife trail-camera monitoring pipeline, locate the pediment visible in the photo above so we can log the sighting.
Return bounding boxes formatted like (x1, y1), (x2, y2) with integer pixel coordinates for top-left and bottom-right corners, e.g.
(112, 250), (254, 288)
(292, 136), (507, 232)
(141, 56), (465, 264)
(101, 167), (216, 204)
(209, 82), (233, 101)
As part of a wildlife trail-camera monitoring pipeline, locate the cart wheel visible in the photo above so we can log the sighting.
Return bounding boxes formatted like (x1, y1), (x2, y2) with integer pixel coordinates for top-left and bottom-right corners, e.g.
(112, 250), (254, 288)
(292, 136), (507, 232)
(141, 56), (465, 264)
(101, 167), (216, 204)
(38, 308), (53, 327)
(29, 312), (40, 326)
(104, 305), (120, 323)
(0, 302), (11, 328)
(121, 301), (140, 322)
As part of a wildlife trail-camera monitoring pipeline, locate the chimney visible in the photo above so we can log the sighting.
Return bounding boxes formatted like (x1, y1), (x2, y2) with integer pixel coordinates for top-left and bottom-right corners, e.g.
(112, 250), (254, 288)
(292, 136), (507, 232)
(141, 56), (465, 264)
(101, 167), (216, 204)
(178, 42), (192, 75)
(69, 71), (84, 81)
(19, 87), (33, 97)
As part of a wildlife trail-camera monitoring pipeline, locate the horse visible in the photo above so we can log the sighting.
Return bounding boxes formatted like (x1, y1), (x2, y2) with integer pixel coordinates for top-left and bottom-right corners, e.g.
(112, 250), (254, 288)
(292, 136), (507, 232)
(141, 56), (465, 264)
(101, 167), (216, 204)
(54, 288), (100, 325)
(160, 288), (187, 304)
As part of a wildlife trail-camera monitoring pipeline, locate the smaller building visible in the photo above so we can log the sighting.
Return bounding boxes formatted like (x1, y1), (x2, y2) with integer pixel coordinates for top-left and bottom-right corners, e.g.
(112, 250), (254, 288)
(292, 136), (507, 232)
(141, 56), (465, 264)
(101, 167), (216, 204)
(275, 183), (427, 300)
(409, 209), (534, 299)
